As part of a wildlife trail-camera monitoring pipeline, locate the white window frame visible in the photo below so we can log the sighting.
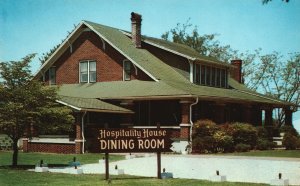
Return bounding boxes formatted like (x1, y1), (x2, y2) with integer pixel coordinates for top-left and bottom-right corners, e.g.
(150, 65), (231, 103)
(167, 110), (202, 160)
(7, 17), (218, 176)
(79, 60), (96, 83)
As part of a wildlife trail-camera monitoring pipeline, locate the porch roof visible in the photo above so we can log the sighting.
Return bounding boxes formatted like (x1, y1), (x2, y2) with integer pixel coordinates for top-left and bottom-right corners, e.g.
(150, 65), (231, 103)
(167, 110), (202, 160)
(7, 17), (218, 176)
(57, 80), (291, 107)
(56, 96), (134, 114)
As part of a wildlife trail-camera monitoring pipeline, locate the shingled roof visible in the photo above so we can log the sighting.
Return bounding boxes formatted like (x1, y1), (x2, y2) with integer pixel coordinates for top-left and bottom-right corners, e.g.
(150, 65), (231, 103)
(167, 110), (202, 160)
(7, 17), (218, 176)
(35, 20), (293, 108)
(57, 96), (133, 113)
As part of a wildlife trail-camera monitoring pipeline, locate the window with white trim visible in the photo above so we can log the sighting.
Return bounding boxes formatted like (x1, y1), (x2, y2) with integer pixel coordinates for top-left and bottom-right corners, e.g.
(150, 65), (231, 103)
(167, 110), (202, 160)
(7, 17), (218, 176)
(79, 60), (96, 83)
(49, 67), (56, 85)
(123, 60), (131, 81)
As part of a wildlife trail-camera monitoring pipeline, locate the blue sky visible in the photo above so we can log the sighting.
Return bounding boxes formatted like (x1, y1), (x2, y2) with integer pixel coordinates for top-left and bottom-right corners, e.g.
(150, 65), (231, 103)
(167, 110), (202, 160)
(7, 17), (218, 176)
(1, 0), (300, 124)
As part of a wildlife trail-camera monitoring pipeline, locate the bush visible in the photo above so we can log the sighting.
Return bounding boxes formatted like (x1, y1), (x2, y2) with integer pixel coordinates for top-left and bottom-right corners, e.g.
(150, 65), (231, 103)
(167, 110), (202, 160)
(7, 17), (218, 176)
(280, 126), (299, 137)
(192, 137), (204, 153)
(213, 130), (234, 152)
(223, 122), (258, 149)
(256, 138), (275, 150)
(235, 143), (251, 152)
(192, 120), (218, 153)
(192, 119), (218, 138)
(192, 136), (216, 153)
(282, 133), (299, 150)
(256, 126), (269, 139)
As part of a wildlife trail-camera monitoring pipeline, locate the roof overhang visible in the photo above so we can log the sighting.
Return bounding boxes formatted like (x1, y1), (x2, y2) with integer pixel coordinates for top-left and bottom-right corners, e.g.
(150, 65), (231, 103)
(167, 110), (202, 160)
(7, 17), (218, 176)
(56, 96), (134, 114)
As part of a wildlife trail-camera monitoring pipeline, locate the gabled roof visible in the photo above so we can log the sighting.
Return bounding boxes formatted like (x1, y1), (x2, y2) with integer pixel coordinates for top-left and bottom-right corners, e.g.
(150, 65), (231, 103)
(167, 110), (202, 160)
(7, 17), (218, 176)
(121, 31), (231, 67)
(35, 20), (293, 108)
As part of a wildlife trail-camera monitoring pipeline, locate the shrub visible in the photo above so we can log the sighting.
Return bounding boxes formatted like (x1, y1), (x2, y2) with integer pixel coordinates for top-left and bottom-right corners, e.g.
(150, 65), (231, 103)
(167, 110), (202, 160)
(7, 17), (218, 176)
(192, 137), (205, 153)
(256, 138), (275, 150)
(235, 143), (251, 152)
(256, 126), (269, 139)
(192, 119), (218, 138)
(280, 126), (299, 137)
(192, 120), (218, 153)
(213, 130), (234, 152)
(224, 122), (258, 148)
(282, 133), (299, 150)
(192, 136), (216, 153)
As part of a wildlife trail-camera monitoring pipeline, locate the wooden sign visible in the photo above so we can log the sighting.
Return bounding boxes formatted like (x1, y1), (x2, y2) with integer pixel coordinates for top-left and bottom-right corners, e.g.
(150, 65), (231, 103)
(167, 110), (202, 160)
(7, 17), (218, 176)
(98, 128), (173, 153)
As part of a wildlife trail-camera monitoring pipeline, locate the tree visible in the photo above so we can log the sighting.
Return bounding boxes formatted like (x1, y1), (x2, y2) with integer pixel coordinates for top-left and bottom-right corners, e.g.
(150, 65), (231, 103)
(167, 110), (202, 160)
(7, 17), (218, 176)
(0, 54), (74, 167)
(262, 0), (289, 4)
(161, 20), (237, 62)
(243, 52), (300, 126)
(162, 23), (299, 127)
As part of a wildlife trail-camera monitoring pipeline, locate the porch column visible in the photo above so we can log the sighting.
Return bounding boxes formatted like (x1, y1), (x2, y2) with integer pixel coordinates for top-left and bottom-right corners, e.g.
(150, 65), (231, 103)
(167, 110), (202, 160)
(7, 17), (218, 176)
(74, 112), (83, 154)
(120, 100), (134, 128)
(22, 138), (29, 152)
(284, 107), (293, 126)
(22, 123), (31, 152)
(180, 100), (192, 140)
(214, 103), (225, 124)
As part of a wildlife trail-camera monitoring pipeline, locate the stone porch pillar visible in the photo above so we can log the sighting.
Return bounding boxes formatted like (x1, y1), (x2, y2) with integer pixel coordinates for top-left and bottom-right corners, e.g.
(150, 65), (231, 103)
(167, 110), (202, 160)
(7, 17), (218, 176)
(180, 100), (192, 140)
(22, 138), (29, 152)
(22, 123), (31, 152)
(74, 112), (83, 154)
(284, 107), (293, 126)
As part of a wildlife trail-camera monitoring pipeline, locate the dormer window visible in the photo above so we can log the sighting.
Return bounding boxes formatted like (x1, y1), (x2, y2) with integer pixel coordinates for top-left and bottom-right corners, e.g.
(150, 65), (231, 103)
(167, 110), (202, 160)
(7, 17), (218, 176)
(123, 60), (131, 81)
(80, 60), (96, 83)
(193, 63), (228, 88)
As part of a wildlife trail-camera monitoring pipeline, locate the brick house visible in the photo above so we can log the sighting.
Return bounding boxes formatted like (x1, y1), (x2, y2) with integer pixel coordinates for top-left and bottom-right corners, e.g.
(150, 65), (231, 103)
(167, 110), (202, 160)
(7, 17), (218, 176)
(23, 12), (295, 154)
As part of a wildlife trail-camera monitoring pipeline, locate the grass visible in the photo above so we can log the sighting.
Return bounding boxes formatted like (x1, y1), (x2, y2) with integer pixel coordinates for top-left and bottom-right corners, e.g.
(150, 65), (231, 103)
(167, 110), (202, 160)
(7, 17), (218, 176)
(223, 150), (300, 158)
(1, 150), (298, 186)
(0, 151), (124, 168)
(0, 169), (268, 186)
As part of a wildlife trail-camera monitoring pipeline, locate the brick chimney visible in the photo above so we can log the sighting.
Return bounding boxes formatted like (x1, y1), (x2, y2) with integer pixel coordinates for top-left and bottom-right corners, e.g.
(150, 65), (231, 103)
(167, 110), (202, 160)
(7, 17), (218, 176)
(231, 59), (243, 83)
(131, 12), (142, 48)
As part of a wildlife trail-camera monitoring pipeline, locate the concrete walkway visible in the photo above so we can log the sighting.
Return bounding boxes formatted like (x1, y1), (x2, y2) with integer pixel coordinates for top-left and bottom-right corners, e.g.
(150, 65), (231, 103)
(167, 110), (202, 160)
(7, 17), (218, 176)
(48, 154), (300, 185)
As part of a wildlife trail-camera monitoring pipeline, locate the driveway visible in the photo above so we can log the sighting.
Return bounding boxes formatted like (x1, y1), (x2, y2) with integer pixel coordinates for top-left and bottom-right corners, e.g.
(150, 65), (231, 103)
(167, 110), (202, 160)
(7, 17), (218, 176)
(50, 154), (300, 185)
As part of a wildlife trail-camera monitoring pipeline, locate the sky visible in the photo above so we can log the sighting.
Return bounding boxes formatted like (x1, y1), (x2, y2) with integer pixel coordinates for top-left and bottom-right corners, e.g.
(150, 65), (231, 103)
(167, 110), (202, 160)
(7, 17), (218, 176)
(0, 0), (300, 126)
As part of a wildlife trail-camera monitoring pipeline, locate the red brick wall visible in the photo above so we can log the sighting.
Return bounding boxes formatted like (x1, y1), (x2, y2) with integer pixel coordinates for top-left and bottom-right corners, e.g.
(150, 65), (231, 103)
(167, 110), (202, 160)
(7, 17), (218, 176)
(46, 31), (152, 85)
(230, 60), (242, 83)
(27, 142), (75, 154)
(180, 126), (190, 140)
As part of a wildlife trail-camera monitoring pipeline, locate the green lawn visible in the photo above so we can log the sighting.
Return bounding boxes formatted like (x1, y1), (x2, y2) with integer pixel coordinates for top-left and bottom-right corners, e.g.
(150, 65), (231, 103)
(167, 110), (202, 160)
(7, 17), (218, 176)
(0, 151), (124, 167)
(223, 150), (300, 158)
(0, 169), (267, 186)
(1, 150), (299, 186)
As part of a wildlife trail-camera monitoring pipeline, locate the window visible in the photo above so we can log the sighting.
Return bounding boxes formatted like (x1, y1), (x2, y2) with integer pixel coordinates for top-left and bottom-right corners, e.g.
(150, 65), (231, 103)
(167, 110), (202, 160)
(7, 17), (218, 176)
(123, 60), (131, 81)
(193, 63), (228, 88)
(80, 60), (96, 83)
(49, 67), (56, 85)
(193, 63), (200, 84)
